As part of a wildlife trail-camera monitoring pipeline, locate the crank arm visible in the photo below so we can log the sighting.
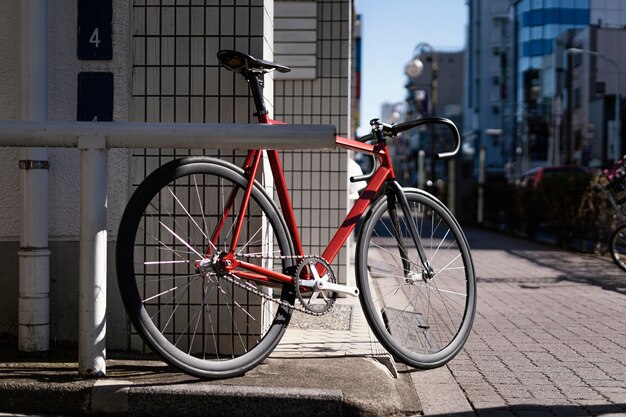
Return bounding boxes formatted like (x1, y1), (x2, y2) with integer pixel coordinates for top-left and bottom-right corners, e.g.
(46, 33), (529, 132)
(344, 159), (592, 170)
(316, 281), (359, 297)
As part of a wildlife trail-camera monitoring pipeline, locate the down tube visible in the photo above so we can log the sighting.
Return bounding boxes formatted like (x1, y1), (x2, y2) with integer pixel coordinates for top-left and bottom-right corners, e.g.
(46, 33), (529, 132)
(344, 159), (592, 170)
(321, 166), (390, 264)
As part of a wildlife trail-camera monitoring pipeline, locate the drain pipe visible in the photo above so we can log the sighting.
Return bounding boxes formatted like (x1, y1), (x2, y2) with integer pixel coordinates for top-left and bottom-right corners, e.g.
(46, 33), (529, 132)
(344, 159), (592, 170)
(18, 0), (50, 352)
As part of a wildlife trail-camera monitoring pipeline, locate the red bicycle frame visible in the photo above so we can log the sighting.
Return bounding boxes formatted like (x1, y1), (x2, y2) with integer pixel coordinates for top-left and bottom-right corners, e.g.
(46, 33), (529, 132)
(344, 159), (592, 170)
(211, 113), (397, 287)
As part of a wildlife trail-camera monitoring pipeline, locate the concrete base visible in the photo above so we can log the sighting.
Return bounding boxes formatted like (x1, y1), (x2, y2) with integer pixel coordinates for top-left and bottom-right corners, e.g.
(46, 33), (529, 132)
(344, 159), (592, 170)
(0, 240), (127, 350)
(0, 347), (421, 417)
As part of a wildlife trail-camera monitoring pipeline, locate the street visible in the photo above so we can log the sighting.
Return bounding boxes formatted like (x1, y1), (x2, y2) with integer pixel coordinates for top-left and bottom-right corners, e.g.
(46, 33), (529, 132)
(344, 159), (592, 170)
(416, 228), (626, 417)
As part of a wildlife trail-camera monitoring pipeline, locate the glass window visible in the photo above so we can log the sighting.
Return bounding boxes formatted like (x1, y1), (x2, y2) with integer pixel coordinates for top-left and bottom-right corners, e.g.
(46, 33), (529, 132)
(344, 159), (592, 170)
(529, 40), (543, 56)
(559, 8), (574, 24)
(520, 0), (530, 12)
(574, 9), (589, 24)
(561, 0), (574, 7)
(521, 27), (531, 42)
(528, 9), (543, 25)
(530, 56), (542, 67)
(544, 24), (560, 38)
(531, 26), (543, 40)
(518, 0), (530, 14)
(573, 0), (588, 8)
(543, 39), (553, 55)
(544, 0), (558, 8)
(531, 0), (543, 9)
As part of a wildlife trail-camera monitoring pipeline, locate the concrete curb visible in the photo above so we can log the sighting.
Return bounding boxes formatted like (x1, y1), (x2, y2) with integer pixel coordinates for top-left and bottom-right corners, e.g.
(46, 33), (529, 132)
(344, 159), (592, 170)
(0, 357), (419, 417)
(1, 379), (345, 417)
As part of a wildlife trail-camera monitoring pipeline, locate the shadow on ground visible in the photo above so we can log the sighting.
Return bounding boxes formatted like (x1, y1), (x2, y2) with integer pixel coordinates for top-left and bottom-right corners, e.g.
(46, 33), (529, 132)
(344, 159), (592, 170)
(466, 227), (626, 295)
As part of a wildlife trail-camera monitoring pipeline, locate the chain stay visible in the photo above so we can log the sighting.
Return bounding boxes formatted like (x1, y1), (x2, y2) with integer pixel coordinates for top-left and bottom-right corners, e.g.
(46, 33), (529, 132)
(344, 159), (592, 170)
(219, 253), (333, 317)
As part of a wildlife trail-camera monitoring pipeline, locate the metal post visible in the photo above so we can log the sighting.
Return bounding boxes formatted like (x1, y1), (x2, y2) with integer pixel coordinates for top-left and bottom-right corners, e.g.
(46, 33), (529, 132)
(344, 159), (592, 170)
(418, 150), (426, 190)
(18, 0), (50, 352)
(447, 159), (456, 215)
(477, 148), (486, 224)
(78, 137), (107, 377)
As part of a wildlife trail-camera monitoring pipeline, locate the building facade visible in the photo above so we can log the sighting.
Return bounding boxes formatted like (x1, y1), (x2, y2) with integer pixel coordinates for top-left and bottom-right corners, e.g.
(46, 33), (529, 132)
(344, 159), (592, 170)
(557, 25), (626, 166)
(404, 50), (465, 189)
(466, 0), (626, 181)
(0, 0), (355, 350)
(464, 0), (513, 177)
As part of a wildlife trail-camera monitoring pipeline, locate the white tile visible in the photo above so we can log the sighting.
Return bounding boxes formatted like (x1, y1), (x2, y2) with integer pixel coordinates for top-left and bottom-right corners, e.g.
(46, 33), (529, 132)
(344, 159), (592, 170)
(275, 17), (317, 30)
(275, 68), (317, 80)
(275, 55), (316, 67)
(275, 30), (316, 43)
(274, 1), (317, 18)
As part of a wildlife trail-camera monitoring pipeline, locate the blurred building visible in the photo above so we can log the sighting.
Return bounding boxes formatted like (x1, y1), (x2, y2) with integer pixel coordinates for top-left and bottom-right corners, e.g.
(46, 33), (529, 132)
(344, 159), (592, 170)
(404, 50), (464, 188)
(550, 25), (626, 167)
(464, 0), (513, 178)
(466, 0), (626, 182)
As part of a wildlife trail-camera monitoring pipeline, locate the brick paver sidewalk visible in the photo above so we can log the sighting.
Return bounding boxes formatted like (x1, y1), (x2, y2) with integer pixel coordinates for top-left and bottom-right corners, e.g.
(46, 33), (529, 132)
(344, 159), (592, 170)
(448, 228), (626, 417)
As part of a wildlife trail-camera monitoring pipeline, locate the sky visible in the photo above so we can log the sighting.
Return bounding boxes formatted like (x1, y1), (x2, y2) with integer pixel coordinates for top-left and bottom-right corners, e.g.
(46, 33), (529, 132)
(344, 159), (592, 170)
(355, 0), (468, 135)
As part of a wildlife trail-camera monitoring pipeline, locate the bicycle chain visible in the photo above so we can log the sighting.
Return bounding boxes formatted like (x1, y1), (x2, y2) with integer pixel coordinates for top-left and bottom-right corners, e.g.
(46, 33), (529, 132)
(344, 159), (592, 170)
(217, 253), (333, 317)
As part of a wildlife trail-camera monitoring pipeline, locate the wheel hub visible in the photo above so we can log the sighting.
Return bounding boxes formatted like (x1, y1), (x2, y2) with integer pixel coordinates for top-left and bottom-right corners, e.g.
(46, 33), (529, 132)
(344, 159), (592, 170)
(196, 252), (230, 276)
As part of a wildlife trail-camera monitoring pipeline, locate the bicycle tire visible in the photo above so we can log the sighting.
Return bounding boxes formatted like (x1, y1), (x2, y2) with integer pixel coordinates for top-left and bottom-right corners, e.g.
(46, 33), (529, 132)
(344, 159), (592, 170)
(116, 156), (295, 378)
(356, 187), (476, 368)
(609, 223), (626, 272)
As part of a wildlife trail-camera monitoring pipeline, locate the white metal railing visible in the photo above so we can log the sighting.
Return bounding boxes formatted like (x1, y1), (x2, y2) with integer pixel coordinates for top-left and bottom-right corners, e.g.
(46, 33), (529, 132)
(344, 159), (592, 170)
(0, 120), (337, 150)
(0, 119), (336, 376)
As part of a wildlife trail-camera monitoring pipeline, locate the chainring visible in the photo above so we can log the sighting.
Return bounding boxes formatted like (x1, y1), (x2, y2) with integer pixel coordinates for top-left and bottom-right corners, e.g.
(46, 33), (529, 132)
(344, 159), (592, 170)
(294, 257), (337, 315)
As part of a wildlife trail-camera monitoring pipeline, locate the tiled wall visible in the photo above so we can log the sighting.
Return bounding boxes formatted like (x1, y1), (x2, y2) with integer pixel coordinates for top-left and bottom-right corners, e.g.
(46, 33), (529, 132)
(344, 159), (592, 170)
(131, 0), (352, 284)
(131, 0), (273, 126)
(274, 1), (318, 80)
(130, 0), (280, 197)
(274, 0), (352, 282)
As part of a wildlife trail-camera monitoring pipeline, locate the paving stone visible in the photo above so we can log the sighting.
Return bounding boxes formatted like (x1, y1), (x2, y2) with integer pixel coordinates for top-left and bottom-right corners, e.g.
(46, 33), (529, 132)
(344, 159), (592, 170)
(444, 228), (626, 416)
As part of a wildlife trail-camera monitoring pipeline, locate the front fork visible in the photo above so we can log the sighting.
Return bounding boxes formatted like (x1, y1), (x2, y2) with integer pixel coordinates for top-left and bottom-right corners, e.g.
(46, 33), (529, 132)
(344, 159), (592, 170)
(385, 181), (435, 281)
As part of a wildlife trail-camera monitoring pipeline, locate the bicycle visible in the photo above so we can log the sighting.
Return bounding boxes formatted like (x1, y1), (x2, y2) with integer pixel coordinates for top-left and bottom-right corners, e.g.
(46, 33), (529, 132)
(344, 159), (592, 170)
(116, 49), (476, 378)
(592, 159), (626, 272)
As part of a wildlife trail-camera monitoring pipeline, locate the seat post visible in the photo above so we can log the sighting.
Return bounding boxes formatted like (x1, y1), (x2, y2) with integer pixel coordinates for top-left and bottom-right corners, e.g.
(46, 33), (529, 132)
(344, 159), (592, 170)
(244, 71), (269, 122)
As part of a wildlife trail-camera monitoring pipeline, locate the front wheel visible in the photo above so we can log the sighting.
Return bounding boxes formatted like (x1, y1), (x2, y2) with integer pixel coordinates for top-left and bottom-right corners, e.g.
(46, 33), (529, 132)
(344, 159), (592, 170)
(609, 224), (626, 272)
(116, 156), (295, 378)
(356, 187), (476, 368)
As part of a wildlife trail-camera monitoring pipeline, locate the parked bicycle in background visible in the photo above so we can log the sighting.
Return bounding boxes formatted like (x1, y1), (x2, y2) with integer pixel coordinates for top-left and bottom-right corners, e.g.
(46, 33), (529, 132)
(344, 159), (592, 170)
(581, 159), (626, 272)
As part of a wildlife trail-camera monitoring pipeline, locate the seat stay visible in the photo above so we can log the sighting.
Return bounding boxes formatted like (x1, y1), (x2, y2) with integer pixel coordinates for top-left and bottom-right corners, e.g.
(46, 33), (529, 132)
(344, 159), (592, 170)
(266, 149), (305, 257)
(226, 149), (263, 258)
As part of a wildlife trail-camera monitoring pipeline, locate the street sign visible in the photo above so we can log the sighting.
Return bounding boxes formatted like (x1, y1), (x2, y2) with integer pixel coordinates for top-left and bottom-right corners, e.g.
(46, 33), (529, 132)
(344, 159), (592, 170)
(77, 72), (114, 122)
(77, 0), (113, 60)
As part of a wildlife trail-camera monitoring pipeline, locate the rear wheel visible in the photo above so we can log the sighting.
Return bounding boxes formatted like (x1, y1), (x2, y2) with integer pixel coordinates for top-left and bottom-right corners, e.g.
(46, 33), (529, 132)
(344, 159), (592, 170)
(356, 187), (476, 368)
(116, 156), (295, 378)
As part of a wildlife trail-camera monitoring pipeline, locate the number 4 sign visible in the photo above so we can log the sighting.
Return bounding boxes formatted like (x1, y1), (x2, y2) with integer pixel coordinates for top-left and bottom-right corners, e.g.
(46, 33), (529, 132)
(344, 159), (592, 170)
(77, 0), (112, 60)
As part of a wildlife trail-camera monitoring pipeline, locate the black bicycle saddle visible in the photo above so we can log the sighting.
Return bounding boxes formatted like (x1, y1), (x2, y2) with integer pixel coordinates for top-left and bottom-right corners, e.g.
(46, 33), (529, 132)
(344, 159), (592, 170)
(217, 50), (291, 73)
